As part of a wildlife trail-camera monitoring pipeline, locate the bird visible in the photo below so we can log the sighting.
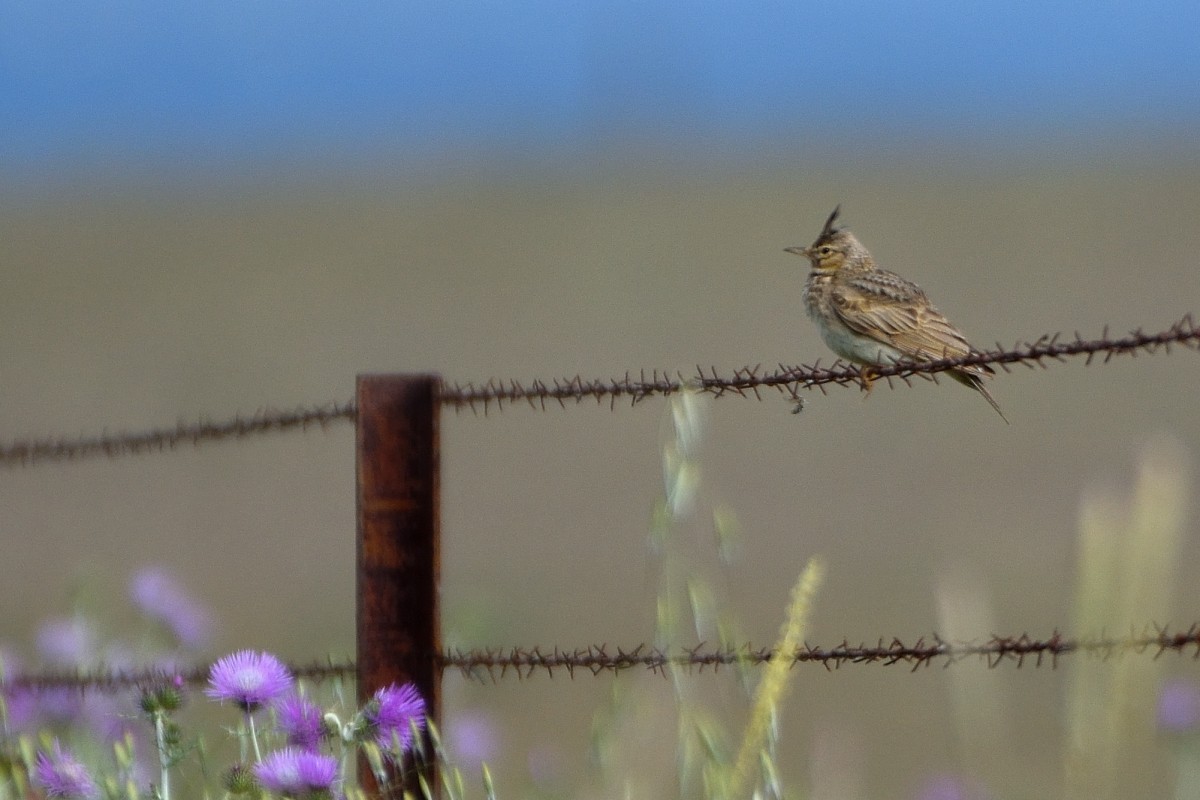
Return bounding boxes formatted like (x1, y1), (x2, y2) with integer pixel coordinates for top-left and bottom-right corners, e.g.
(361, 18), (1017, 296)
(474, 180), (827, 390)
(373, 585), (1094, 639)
(784, 206), (1008, 422)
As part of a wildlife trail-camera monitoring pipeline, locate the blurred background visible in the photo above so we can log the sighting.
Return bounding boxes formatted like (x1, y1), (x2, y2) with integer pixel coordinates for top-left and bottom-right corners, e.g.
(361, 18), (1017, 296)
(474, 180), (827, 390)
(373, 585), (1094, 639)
(2, 1), (1199, 797)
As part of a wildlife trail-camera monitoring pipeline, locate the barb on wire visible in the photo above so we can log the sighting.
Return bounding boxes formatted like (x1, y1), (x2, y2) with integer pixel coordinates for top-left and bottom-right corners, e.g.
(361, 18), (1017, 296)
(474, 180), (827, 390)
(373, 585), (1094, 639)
(5, 625), (1199, 693)
(2, 315), (1197, 466)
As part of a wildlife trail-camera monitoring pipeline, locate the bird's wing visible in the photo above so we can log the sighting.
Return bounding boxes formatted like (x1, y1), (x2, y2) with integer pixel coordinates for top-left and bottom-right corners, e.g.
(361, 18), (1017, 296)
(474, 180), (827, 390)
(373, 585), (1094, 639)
(829, 271), (975, 363)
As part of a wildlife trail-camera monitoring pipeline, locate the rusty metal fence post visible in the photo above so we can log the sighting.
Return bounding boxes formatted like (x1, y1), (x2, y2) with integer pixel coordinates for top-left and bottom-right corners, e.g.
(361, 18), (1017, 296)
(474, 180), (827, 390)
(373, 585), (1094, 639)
(356, 374), (441, 797)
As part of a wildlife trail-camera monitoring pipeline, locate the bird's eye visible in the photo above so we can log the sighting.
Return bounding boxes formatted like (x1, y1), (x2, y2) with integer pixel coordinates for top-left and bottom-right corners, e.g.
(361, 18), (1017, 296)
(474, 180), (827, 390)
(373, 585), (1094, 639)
(819, 246), (833, 256)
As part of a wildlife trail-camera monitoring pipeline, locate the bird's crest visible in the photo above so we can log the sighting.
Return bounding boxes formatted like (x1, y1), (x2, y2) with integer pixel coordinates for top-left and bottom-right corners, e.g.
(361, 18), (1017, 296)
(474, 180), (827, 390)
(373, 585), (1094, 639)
(814, 204), (842, 245)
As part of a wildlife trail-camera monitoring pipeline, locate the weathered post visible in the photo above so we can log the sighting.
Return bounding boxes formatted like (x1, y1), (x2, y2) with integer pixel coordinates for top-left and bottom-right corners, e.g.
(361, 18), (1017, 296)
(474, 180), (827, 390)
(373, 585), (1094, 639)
(356, 374), (441, 797)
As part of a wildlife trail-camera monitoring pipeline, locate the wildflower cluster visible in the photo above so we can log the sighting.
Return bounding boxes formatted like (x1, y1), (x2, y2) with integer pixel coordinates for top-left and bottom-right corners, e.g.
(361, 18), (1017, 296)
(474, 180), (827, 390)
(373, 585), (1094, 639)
(20, 648), (428, 800)
(0, 568), (431, 800)
(204, 649), (427, 799)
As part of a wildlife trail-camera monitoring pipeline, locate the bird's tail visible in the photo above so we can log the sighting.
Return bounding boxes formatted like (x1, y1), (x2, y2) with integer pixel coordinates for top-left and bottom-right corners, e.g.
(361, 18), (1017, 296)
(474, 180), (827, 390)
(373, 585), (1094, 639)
(953, 369), (1009, 424)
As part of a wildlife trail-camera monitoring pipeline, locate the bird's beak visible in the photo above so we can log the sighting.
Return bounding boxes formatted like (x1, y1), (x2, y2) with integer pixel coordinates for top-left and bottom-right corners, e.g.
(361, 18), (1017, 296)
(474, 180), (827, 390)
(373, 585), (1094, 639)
(783, 246), (808, 256)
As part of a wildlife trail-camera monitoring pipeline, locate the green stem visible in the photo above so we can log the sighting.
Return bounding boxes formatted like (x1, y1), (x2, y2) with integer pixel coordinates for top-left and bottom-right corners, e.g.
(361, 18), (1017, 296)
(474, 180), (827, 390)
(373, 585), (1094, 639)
(153, 711), (171, 800)
(246, 710), (262, 763)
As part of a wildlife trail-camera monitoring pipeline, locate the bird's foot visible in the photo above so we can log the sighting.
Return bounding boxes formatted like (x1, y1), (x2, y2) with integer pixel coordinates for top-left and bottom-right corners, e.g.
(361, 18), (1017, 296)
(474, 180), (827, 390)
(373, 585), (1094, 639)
(859, 367), (877, 397)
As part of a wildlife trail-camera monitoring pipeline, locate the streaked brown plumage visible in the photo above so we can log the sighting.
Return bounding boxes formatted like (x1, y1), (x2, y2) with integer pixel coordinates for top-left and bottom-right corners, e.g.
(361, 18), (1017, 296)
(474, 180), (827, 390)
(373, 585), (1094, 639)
(785, 206), (1008, 422)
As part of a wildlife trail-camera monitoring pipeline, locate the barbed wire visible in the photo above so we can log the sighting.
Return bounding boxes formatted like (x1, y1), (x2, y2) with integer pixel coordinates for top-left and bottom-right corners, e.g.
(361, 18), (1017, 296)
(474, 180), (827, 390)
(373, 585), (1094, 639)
(0, 402), (356, 467)
(6, 625), (1199, 694)
(2, 315), (1196, 467)
(440, 313), (1199, 411)
(1, 660), (357, 695)
(439, 624), (1200, 681)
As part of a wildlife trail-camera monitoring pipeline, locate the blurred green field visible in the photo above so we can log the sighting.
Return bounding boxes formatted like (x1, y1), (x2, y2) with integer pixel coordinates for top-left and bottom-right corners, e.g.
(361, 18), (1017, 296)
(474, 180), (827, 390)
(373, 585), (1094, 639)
(1, 146), (1198, 798)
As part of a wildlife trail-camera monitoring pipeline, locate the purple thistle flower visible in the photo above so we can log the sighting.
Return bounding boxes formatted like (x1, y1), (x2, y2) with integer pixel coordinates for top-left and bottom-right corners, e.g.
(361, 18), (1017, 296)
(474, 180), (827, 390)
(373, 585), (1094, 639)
(34, 687), (86, 726)
(2, 685), (37, 732)
(276, 693), (326, 751)
(36, 617), (96, 667)
(915, 774), (992, 800)
(446, 710), (499, 765)
(206, 650), (293, 711)
(12, 689), (123, 743)
(254, 747), (339, 798)
(129, 566), (213, 649)
(361, 682), (426, 757)
(0, 649), (36, 731)
(82, 693), (130, 742)
(1159, 678), (1200, 733)
(34, 741), (100, 799)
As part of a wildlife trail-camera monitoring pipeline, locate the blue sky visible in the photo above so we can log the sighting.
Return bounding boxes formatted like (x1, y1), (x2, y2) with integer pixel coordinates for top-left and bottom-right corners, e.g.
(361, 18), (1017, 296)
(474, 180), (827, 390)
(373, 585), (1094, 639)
(3, 1), (1198, 174)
